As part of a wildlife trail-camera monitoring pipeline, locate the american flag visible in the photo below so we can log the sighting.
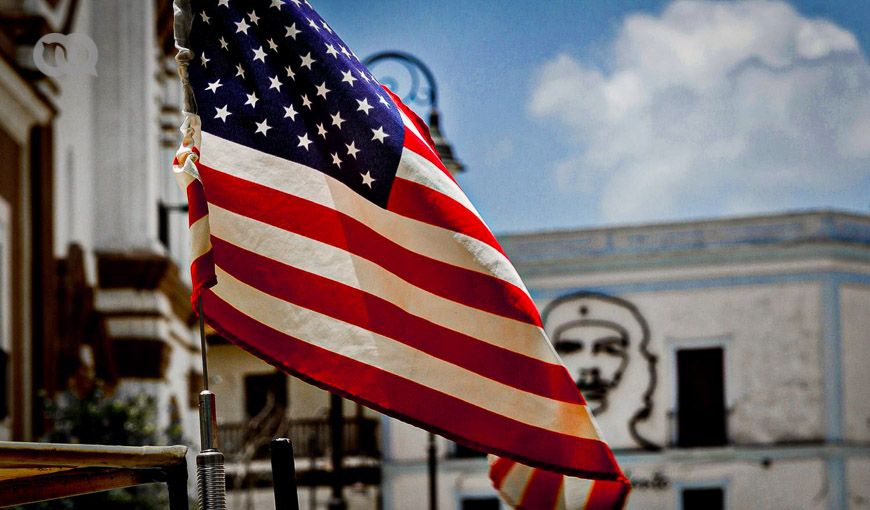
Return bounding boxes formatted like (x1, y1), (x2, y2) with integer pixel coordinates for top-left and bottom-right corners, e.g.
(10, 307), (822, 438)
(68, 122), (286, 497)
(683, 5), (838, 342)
(173, 0), (628, 507)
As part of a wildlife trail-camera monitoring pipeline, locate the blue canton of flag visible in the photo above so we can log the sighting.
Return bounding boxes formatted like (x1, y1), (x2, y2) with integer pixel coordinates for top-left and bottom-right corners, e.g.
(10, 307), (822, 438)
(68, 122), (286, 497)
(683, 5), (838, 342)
(188, 0), (404, 207)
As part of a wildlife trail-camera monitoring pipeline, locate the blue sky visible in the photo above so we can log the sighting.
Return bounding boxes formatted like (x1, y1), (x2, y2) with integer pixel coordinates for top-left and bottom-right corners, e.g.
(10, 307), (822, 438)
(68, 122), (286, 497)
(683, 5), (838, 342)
(316, 0), (870, 233)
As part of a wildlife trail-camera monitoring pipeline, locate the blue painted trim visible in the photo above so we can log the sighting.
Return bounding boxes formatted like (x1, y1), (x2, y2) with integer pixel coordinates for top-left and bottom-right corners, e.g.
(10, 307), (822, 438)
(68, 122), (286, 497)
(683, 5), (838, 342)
(381, 463), (394, 510)
(822, 276), (847, 510)
(380, 414), (393, 510)
(499, 211), (870, 263)
(828, 457), (846, 510)
(821, 278), (843, 442)
(380, 413), (392, 460)
(529, 270), (870, 300)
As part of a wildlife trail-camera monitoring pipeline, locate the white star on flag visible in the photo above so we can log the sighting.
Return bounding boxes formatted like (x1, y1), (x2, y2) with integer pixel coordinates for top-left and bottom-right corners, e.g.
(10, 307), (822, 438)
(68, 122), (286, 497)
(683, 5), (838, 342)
(214, 105), (231, 122)
(255, 119), (271, 136)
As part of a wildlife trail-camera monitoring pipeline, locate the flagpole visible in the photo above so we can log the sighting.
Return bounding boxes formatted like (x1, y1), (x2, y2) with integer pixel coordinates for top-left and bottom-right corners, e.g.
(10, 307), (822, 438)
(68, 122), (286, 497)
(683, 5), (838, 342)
(195, 295), (227, 510)
(172, 1), (228, 507)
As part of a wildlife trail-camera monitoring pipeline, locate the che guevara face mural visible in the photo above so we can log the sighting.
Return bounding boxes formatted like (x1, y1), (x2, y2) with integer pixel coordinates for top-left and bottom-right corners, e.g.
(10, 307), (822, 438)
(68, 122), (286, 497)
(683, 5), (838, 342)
(543, 292), (660, 450)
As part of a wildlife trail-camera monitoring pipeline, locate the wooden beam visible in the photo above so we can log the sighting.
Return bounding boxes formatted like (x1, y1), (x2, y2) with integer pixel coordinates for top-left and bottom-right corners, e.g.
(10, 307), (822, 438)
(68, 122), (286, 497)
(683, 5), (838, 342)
(0, 441), (187, 469)
(0, 466), (163, 507)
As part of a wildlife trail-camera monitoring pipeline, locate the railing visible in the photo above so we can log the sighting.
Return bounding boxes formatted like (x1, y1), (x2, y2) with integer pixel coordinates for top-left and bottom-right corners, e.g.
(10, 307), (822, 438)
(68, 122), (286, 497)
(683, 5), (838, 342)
(220, 417), (380, 461)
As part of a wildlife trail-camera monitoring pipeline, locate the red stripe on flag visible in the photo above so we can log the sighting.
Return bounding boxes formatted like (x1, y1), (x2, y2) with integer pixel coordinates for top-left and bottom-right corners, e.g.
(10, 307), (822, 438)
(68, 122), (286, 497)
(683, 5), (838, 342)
(211, 236), (583, 404)
(381, 86), (459, 186)
(585, 480), (631, 510)
(383, 87), (437, 153)
(202, 290), (622, 479)
(186, 179), (209, 226)
(490, 458), (516, 490)
(388, 177), (506, 257)
(198, 163), (541, 327)
(190, 250), (216, 305)
(402, 128), (456, 182)
(519, 469), (563, 510)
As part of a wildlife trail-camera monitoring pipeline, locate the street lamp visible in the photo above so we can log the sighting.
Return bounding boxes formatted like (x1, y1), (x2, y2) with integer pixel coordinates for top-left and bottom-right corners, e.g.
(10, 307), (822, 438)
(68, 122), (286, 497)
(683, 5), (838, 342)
(364, 51), (467, 510)
(363, 51), (464, 175)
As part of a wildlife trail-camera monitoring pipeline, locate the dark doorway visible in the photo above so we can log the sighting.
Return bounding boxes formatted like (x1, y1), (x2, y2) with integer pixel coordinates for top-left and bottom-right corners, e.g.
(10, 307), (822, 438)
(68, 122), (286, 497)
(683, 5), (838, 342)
(681, 487), (724, 510)
(676, 347), (726, 447)
(244, 372), (288, 418)
(461, 497), (500, 510)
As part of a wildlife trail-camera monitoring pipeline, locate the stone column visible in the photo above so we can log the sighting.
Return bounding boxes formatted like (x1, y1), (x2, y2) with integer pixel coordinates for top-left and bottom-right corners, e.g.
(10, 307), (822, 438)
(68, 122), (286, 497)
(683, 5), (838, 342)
(92, 0), (160, 252)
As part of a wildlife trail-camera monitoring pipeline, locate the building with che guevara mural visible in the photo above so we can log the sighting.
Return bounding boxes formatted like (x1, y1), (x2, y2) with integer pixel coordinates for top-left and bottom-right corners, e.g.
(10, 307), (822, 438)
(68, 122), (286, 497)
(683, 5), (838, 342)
(0, 1), (868, 509)
(381, 210), (870, 510)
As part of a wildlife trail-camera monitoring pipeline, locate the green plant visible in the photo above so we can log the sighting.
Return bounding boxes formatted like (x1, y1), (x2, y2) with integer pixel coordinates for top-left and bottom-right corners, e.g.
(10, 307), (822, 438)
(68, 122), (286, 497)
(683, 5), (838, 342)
(15, 384), (185, 510)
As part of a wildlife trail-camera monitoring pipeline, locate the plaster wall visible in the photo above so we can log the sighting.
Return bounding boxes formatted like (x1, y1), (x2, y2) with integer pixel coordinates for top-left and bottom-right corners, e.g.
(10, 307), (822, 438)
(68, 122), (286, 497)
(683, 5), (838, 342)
(622, 457), (827, 510)
(208, 343), (368, 424)
(613, 282), (824, 449)
(841, 285), (870, 443)
(383, 456), (837, 510)
(847, 458), (870, 509)
(382, 281), (825, 454)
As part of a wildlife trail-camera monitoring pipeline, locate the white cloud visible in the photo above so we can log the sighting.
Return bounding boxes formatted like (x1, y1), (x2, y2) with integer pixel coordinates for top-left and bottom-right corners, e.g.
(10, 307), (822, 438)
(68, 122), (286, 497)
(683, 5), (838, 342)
(530, 0), (870, 223)
(484, 136), (516, 168)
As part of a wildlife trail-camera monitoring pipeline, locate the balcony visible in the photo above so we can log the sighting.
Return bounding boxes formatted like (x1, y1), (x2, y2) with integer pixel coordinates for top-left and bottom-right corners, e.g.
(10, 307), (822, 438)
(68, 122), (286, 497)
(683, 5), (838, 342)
(220, 416), (381, 488)
(220, 416), (380, 461)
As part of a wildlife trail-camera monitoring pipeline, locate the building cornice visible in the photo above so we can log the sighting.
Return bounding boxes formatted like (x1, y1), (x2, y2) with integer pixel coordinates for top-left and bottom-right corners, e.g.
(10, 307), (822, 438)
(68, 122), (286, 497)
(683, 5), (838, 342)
(0, 52), (52, 144)
(501, 211), (870, 276)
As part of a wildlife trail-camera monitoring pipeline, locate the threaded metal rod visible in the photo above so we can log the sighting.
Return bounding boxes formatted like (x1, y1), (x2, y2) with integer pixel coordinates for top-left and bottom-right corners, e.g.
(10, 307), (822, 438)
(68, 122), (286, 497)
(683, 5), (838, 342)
(197, 450), (226, 510)
(195, 297), (226, 510)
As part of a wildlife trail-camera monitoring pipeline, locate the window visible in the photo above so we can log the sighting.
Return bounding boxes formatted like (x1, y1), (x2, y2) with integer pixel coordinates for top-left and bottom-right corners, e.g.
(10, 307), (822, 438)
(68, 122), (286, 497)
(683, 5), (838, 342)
(681, 487), (724, 510)
(452, 442), (486, 458)
(461, 497), (500, 510)
(676, 347), (727, 447)
(244, 372), (288, 418)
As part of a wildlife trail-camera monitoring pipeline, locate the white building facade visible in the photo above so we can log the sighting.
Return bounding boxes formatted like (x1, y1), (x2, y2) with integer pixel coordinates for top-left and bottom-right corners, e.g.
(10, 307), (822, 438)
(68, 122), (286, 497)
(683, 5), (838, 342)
(0, 0), (202, 452)
(381, 211), (870, 510)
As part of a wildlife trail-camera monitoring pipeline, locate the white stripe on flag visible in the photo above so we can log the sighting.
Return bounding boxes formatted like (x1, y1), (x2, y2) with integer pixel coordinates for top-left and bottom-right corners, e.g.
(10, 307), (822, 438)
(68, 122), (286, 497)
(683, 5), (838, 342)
(208, 204), (557, 363)
(211, 266), (600, 439)
(199, 132), (526, 291)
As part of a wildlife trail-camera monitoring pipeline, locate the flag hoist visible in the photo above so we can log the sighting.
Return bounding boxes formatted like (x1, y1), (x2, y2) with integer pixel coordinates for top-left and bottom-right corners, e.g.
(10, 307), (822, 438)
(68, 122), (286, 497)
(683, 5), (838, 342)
(174, 2), (227, 509)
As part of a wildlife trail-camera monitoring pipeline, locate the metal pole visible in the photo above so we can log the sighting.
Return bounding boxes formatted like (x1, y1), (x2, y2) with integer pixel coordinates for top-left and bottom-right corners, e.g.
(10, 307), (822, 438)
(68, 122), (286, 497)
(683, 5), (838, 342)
(427, 432), (437, 510)
(166, 459), (190, 510)
(271, 438), (300, 510)
(195, 296), (226, 510)
(327, 393), (346, 510)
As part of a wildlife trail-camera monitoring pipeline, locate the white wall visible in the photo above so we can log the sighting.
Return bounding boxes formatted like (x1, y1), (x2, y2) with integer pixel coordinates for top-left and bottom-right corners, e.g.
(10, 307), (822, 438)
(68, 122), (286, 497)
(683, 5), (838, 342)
(382, 255), (869, 509)
(383, 280), (825, 454)
(847, 458), (870, 509)
(841, 285), (870, 443)
(624, 457), (827, 510)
